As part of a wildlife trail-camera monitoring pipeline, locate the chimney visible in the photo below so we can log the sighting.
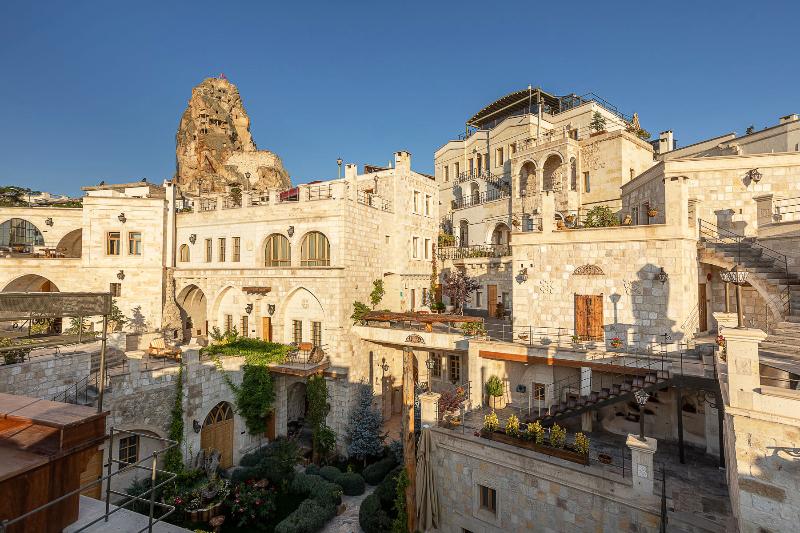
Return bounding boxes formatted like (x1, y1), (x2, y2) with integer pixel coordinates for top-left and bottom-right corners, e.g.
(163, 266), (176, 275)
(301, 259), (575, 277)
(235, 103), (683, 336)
(344, 163), (358, 179)
(779, 113), (799, 125)
(658, 130), (674, 153)
(394, 151), (411, 172)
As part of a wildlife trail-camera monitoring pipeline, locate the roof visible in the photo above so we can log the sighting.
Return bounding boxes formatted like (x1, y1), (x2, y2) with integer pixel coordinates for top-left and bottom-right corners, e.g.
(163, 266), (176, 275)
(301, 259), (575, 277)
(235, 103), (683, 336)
(467, 87), (561, 128)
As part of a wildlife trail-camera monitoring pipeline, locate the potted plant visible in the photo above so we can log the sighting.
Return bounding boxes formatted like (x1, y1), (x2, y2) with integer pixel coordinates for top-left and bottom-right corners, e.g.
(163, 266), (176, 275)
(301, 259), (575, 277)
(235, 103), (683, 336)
(571, 334), (581, 345)
(574, 432), (590, 455)
(716, 334), (726, 348)
(485, 375), (506, 410)
(556, 219), (566, 230)
(565, 214), (576, 225)
(505, 414), (520, 438)
(549, 424), (567, 449)
(622, 214), (632, 226)
(461, 321), (486, 337)
(610, 337), (623, 349)
(646, 202), (658, 218)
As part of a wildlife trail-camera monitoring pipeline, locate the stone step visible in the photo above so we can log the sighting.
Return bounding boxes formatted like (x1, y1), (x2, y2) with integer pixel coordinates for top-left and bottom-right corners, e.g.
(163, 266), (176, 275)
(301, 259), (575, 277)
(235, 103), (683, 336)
(769, 328), (800, 340)
(774, 321), (800, 330)
(761, 340), (800, 353)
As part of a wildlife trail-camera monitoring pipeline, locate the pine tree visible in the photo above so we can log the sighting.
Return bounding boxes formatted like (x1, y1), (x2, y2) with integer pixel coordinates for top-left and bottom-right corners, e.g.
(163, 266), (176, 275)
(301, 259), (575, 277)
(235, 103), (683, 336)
(346, 383), (385, 464)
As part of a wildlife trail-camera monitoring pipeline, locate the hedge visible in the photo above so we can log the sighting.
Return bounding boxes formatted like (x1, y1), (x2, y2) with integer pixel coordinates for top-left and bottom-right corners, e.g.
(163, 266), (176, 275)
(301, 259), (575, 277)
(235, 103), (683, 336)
(375, 466), (402, 508)
(359, 493), (393, 533)
(273, 474), (343, 533)
(319, 465), (342, 483)
(362, 456), (397, 485)
(334, 472), (365, 496)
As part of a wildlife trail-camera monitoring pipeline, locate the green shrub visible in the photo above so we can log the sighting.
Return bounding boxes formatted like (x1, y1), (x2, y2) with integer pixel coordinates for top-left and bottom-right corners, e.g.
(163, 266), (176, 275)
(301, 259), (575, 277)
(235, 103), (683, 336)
(305, 464), (320, 476)
(235, 438), (300, 487)
(359, 493), (393, 533)
(319, 465), (342, 482)
(362, 456), (397, 485)
(375, 466), (402, 508)
(485, 375), (504, 397)
(290, 473), (342, 507)
(230, 466), (258, 483)
(335, 472), (365, 496)
(583, 205), (620, 228)
(274, 498), (336, 533)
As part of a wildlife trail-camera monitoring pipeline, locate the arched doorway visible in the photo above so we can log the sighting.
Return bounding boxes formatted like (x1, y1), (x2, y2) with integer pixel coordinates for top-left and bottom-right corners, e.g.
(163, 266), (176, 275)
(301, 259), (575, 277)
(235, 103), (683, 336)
(55, 229), (82, 257)
(0, 218), (44, 253)
(287, 381), (308, 436)
(469, 182), (480, 204)
(3, 274), (59, 292)
(491, 223), (511, 245)
(200, 401), (234, 469)
(519, 161), (536, 197)
(542, 154), (563, 192)
(177, 284), (207, 339)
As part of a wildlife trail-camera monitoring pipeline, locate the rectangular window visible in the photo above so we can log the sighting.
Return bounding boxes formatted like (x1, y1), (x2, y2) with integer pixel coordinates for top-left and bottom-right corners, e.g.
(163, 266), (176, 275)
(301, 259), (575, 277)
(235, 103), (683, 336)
(412, 237), (419, 259)
(424, 195), (431, 216)
(533, 383), (546, 402)
(475, 289), (482, 308)
(424, 238), (431, 259)
(110, 283), (121, 297)
(293, 320), (303, 344)
(449, 355), (461, 383)
(218, 238), (226, 262)
(205, 239), (212, 262)
(413, 191), (420, 213)
(312, 321), (322, 347)
(444, 165), (449, 182)
(479, 485), (497, 514)
(431, 354), (441, 378)
(454, 161), (460, 177)
(232, 237), (240, 262)
(119, 435), (139, 465)
(632, 207), (639, 225)
(469, 158), (474, 174)
(241, 315), (248, 337)
(106, 232), (121, 255)
(224, 314), (233, 333)
(127, 232), (142, 255)
(509, 142), (516, 155)
(583, 172), (591, 193)
(496, 147), (504, 166)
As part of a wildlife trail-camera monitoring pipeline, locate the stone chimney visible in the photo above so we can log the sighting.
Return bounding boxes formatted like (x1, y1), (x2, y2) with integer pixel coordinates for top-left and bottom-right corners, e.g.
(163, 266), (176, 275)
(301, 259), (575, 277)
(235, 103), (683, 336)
(658, 131), (674, 153)
(394, 151), (412, 172)
(779, 113), (799, 125)
(344, 163), (358, 179)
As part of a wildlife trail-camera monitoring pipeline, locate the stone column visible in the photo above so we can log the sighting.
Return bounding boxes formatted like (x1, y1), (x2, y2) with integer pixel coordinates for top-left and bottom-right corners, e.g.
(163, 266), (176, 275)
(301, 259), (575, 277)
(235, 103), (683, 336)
(712, 312), (738, 333)
(754, 194), (774, 226)
(418, 391), (441, 428)
(541, 191), (555, 233)
(663, 175), (690, 233)
(626, 434), (658, 496)
(723, 327), (766, 410)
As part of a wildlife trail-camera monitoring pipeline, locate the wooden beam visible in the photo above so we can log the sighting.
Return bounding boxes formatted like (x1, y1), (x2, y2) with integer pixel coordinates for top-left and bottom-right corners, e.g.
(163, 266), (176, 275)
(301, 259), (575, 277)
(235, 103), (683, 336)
(478, 350), (652, 375)
(402, 348), (417, 533)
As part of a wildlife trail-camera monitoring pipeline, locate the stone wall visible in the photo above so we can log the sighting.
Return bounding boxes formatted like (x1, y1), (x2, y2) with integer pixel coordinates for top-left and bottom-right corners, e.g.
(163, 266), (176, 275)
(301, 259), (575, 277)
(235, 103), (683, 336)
(0, 349), (92, 399)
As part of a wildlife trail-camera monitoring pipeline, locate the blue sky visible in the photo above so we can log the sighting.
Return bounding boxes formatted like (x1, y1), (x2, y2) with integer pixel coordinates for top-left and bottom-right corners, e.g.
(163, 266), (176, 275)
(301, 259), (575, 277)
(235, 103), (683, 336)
(1, 1), (797, 196)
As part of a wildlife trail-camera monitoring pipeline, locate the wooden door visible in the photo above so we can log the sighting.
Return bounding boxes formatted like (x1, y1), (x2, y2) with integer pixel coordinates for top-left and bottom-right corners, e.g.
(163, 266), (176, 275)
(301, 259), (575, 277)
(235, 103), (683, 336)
(487, 285), (498, 317)
(200, 402), (234, 469)
(382, 376), (393, 420)
(575, 294), (603, 340)
(392, 386), (403, 415)
(411, 289), (416, 311)
(264, 410), (276, 441)
(698, 283), (708, 332)
(79, 448), (103, 499)
(262, 317), (272, 341)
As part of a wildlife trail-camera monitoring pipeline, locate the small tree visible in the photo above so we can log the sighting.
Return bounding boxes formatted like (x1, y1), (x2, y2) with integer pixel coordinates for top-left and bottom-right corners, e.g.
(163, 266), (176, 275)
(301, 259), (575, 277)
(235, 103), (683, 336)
(346, 383), (385, 465)
(589, 111), (607, 133)
(369, 279), (385, 309)
(583, 205), (619, 228)
(108, 299), (127, 332)
(443, 270), (480, 314)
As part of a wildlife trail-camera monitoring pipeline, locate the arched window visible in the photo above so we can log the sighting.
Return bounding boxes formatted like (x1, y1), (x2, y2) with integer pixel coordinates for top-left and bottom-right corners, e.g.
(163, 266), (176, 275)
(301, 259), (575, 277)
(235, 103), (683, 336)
(519, 162), (536, 197)
(542, 154), (562, 192)
(300, 232), (330, 266)
(265, 234), (291, 267)
(179, 244), (190, 262)
(570, 158), (577, 191)
(0, 218), (44, 248)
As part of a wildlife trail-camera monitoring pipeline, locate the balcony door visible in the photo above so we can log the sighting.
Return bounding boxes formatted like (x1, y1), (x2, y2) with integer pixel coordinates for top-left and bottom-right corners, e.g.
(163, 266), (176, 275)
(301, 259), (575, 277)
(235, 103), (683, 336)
(487, 285), (498, 317)
(575, 294), (603, 341)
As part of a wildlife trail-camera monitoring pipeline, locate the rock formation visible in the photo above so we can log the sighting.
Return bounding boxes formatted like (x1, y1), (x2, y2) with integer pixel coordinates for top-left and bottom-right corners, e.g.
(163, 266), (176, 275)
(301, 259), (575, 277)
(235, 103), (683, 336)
(175, 77), (291, 193)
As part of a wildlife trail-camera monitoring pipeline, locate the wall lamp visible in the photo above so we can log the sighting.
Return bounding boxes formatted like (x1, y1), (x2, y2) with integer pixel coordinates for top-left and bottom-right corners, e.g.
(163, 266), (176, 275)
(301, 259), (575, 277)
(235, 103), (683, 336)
(245, 303), (253, 315)
(116, 270), (125, 280)
(45, 217), (53, 227)
(746, 168), (762, 183)
(517, 267), (528, 282)
(657, 267), (669, 284)
(118, 212), (127, 223)
(189, 234), (197, 244)
(287, 226), (295, 238)
(193, 420), (202, 433)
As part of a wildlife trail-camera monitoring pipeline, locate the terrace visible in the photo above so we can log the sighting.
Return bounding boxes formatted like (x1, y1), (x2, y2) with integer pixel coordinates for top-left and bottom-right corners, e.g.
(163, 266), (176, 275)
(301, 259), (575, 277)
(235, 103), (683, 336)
(353, 311), (485, 352)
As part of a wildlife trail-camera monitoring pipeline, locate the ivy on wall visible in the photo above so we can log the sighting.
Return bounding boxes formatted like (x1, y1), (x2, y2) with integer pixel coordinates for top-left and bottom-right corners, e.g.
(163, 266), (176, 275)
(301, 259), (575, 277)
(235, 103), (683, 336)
(163, 364), (185, 473)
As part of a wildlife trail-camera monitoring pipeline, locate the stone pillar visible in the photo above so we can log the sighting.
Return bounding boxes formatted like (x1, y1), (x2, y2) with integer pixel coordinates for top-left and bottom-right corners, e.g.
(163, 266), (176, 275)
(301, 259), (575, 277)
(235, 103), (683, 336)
(723, 327), (766, 410)
(626, 434), (658, 496)
(713, 312), (738, 333)
(754, 194), (774, 226)
(269, 189), (280, 205)
(663, 175), (690, 233)
(541, 191), (555, 233)
(181, 345), (200, 365)
(418, 391), (441, 428)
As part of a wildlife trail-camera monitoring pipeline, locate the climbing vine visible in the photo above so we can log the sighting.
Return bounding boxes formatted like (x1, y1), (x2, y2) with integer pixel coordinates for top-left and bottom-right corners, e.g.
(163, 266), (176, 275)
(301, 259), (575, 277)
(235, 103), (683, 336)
(307, 374), (334, 463)
(163, 364), (185, 473)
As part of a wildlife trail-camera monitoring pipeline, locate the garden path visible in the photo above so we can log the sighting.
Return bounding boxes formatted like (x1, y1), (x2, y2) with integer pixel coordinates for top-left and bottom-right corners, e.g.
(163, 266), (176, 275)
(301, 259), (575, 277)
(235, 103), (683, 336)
(320, 485), (376, 533)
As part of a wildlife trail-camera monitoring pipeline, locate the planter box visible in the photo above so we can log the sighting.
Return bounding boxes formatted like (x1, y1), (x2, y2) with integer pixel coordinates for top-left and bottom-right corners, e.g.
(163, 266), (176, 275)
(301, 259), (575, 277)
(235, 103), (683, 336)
(482, 430), (589, 466)
(188, 501), (223, 523)
(489, 396), (507, 410)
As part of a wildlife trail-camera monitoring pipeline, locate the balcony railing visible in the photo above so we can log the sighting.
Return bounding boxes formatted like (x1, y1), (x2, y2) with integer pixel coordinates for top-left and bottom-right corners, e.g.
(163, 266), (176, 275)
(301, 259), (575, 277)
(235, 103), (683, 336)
(437, 243), (510, 260)
(357, 190), (392, 211)
(222, 197), (242, 209)
(307, 184), (333, 201)
(452, 189), (508, 210)
(198, 198), (217, 212)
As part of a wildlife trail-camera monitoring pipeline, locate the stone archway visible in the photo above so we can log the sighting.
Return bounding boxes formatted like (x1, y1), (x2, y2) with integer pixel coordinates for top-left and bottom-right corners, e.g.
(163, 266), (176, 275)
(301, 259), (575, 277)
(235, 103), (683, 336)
(490, 223), (511, 245)
(518, 161), (536, 197)
(177, 284), (208, 339)
(278, 287), (325, 345)
(542, 154), (563, 192)
(200, 401), (234, 469)
(287, 381), (308, 427)
(55, 229), (82, 257)
(3, 274), (59, 292)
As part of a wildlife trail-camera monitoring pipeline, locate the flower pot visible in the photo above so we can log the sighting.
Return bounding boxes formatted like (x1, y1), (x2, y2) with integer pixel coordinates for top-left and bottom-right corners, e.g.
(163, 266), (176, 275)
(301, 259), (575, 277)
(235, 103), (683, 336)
(622, 214), (632, 226)
(489, 395), (507, 410)
(647, 209), (658, 218)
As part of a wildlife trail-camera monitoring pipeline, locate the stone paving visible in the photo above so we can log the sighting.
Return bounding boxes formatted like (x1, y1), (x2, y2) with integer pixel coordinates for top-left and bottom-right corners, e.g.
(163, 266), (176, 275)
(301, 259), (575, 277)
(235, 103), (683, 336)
(321, 485), (376, 533)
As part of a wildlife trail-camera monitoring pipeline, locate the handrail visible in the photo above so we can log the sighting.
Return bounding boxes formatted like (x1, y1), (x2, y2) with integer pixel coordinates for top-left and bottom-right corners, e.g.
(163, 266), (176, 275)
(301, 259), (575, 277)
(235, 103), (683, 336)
(437, 243), (510, 260)
(452, 189), (509, 210)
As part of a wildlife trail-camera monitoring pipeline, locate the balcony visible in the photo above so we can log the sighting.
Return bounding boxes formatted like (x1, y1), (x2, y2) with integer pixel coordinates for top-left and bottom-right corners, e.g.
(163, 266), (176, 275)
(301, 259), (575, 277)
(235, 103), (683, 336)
(267, 342), (330, 377)
(353, 312), (485, 351)
(437, 243), (510, 261)
(452, 189), (509, 210)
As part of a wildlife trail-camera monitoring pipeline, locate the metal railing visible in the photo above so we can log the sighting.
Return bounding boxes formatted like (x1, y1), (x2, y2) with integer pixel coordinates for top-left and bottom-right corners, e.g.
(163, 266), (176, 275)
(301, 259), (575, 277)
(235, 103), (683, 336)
(699, 219), (792, 315)
(356, 190), (392, 211)
(222, 196), (241, 209)
(437, 243), (510, 260)
(307, 184), (334, 201)
(452, 189), (508, 210)
(0, 429), (177, 533)
(281, 343), (329, 368)
(249, 193), (270, 206)
(198, 198), (217, 212)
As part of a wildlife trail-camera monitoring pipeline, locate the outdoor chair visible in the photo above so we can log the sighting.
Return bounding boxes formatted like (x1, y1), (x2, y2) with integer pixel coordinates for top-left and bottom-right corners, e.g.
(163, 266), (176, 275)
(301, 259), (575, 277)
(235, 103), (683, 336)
(146, 338), (181, 360)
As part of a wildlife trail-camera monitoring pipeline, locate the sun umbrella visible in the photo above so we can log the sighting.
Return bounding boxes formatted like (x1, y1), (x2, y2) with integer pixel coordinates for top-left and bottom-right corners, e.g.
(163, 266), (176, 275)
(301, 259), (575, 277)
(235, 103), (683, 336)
(415, 428), (439, 531)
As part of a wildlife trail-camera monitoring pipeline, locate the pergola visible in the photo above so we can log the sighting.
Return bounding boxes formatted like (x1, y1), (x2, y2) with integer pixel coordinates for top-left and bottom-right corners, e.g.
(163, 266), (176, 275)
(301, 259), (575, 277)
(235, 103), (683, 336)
(362, 311), (483, 333)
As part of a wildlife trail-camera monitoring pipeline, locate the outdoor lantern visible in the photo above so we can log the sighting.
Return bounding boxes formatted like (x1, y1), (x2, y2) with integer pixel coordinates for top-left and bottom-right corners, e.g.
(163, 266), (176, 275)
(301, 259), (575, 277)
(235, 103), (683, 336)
(189, 234), (197, 244)
(45, 217), (53, 227)
(118, 212), (126, 223)
(634, 389), (650, 441)
(245, 303), (253, 314)
(116, 270), (125, 280)
(287, 225), (295, 237)
(193, 420), (202, 433)
(267, 304), (276, 316)
(747, 168), (762, 183)
(725, 265), (749, 328)
(728, 264), (749, 286)
(657, 267), (668, 284)
(518, 267), (528, 282)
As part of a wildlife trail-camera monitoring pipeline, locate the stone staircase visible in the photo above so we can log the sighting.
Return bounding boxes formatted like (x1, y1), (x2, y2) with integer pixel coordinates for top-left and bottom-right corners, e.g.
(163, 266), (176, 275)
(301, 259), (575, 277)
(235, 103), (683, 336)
(760, 321), (800, 373)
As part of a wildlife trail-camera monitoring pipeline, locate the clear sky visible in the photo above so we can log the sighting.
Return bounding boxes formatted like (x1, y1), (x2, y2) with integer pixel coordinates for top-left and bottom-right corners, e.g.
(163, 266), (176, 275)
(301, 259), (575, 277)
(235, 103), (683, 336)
(1, 0), (798, 196)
